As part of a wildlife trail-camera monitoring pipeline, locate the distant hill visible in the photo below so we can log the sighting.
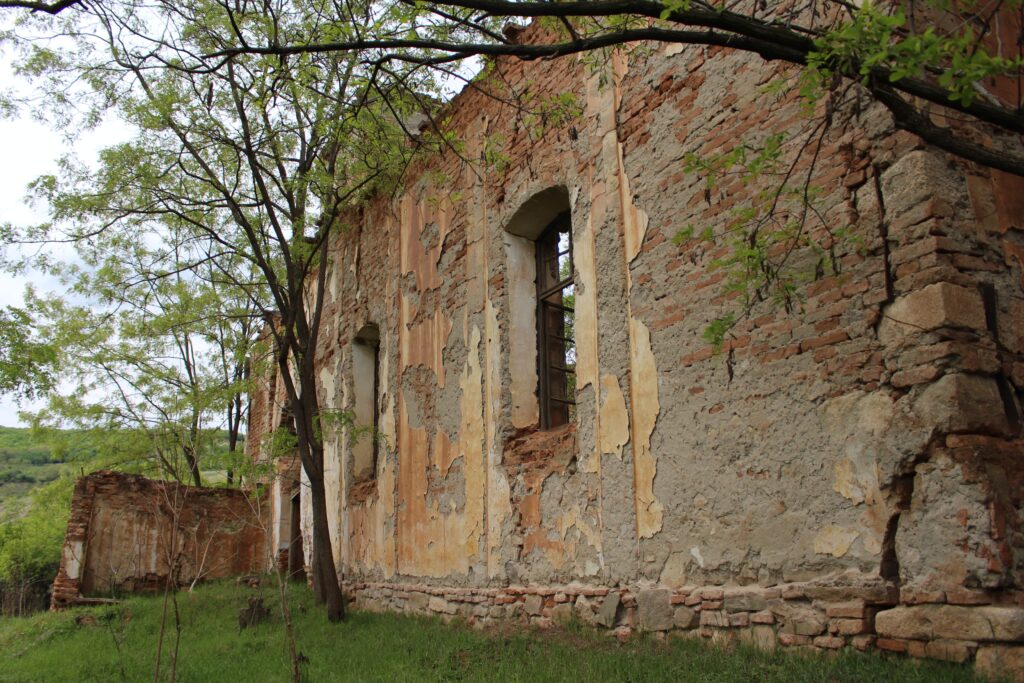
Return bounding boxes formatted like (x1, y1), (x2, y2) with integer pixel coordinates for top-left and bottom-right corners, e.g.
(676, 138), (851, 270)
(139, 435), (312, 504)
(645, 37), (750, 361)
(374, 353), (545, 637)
(0, 426), (246, 518)
(0, 428), (68, 518)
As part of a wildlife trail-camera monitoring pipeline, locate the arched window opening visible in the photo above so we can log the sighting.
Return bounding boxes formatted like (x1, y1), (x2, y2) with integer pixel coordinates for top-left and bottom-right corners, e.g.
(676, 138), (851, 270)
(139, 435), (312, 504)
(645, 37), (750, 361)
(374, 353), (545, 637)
(536, 211), (575, 429)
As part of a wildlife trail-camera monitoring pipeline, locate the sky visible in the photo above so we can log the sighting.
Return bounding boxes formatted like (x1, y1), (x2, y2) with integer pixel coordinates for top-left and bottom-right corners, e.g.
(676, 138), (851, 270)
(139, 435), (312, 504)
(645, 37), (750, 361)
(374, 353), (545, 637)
(0, 43), (130, 427)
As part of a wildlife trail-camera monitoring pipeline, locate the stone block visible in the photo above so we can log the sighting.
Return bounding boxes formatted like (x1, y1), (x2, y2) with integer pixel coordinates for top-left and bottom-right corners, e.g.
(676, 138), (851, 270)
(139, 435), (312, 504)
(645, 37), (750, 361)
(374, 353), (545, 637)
(738, 625), (777, 652)
(724, 593), (768, 613)
(924, 639), (976, 664)
(976, 645), (1024, 682)
(825, 602), (866, 619)
(699, 610), (729, 628)
(551, 603), (574, 625)
(729, 612), (750, 628)
(637, 589), (674, 631)
(851, 635), (876, 651)
(913, 373), (1011, 436)
(875, 605), (1024, 642)
(407, 592), (429, 612)
(881, 150), (962, 219)
(785, 619), (827, 637)
(813, 636), (845, 650)
(878, 283), (986, 344)
(674, 606), (698, 629)
(946, 589), (992, 606)
(428, 596), (457, 615)
(524, 594), (544, 616)
(778, 633), (811, 647)
(595, 592), (620, 628)
(831, 618), (868, 636)
(574, 595), (596, 624)
(876, 638), (909, 653)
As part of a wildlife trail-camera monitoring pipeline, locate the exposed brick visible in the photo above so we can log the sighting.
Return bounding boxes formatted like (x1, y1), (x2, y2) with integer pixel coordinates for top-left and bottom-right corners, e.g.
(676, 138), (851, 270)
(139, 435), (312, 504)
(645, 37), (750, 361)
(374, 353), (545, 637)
(826, 602), (866, 619)
(778, 633), (812, 647)
(876, 638), (910, 653)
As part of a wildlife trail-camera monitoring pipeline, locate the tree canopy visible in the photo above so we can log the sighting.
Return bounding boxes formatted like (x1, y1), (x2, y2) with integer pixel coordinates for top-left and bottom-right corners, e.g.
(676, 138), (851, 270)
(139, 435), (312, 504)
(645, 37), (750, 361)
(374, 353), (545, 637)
(3, 0), (1022, 174)
(2, 0), (450, 624)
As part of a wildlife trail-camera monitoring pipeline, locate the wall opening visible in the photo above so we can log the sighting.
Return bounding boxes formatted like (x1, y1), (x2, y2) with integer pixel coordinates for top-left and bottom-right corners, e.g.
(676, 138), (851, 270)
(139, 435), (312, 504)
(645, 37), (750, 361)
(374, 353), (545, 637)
(352, 323), (381, 481)
(288, 489), (305, 580)
(502, 186), (575, 431)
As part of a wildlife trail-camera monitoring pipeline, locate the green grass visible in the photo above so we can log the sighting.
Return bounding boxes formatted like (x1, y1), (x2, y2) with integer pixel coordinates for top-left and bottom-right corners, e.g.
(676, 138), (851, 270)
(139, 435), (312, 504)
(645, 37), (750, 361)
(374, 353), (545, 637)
(0, 580), (986, 683)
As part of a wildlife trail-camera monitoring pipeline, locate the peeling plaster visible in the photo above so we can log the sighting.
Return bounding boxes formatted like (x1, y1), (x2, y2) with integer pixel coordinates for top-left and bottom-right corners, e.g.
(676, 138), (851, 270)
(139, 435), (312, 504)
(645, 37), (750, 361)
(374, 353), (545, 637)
(434, 430), (458, 478)
(629, 317), (663, 539)
(618, 141), (650, 264)
(574, 215), (600, 394)
(484, 300), (512, 578)
(347, 443), (398, 578)
(459, 325), (486, 560)
(62, 540), (83, 580)
(400, 196), (441, 292)
(396, 393), (470, 577)
(598, 374), (630, 459)
(814, 525), (861, 557)
(401, 301), (453, 389)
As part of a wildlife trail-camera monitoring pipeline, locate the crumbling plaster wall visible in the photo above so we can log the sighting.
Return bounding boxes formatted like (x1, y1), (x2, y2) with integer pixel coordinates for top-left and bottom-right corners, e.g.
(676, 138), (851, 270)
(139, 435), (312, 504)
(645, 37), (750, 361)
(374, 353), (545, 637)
(251, 21), (1024, 675)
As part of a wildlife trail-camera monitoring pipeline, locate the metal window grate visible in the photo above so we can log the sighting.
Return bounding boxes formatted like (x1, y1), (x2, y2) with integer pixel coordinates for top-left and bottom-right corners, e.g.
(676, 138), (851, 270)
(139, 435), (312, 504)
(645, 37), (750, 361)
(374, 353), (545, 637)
(536, 211), (576, 429)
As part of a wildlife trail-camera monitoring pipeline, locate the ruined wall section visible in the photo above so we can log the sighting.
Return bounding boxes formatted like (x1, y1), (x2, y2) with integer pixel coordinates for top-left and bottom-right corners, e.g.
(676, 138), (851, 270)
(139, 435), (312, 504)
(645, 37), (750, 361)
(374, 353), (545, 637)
(612, 38), (1024, 599)
(243, 21), (1024, 677)
(290, 28), (1024, 594)
(52, 471), (267, 608)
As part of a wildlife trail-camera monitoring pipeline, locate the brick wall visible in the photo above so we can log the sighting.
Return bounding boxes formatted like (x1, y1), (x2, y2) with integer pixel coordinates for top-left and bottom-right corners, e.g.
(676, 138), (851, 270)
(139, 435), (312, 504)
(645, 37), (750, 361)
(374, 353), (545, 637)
(51, 471), (267, 608)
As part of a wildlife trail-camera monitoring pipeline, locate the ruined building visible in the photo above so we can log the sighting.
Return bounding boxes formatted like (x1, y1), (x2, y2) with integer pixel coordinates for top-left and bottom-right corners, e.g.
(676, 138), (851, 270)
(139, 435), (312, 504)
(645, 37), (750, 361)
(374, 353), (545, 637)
(245, 23), (1024, 677)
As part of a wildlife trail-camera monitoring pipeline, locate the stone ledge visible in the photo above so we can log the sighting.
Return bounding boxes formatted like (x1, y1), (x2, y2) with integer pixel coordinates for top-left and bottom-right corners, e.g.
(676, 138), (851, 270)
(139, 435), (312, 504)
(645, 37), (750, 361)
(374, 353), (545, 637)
(875, 605), (1024, 642)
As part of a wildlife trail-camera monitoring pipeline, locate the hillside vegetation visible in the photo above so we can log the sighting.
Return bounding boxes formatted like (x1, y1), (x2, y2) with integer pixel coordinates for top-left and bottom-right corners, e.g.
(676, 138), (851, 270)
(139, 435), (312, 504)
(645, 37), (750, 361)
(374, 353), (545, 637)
(0, 580), (986, 683)
(0, 428), (69, 518)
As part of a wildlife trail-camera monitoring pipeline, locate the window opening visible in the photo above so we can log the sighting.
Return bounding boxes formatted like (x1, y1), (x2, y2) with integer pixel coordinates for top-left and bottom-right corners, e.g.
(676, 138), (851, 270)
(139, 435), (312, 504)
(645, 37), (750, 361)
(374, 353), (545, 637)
(288, 489), (305, 580)
(536, 211), (576, 429)
(352, 325), (380, 480)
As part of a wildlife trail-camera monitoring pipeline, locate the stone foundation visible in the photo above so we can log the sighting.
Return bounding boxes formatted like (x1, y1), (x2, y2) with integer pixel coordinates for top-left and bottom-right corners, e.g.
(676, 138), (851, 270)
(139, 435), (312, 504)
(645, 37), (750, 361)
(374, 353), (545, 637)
(346, 578), (1024, 679)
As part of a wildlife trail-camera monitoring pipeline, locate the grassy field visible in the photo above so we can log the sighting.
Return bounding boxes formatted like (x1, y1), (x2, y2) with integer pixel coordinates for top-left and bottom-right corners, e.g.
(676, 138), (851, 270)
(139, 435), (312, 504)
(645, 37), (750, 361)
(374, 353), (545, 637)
(0, 580), (987, 683)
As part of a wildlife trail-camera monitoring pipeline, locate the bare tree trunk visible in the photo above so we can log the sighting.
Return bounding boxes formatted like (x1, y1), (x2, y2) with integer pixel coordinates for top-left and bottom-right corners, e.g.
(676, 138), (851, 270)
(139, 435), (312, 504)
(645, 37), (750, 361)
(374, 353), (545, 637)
(308, 469), (344, 622)
(281, 341), (345, 622)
